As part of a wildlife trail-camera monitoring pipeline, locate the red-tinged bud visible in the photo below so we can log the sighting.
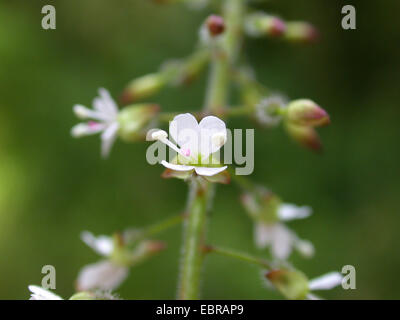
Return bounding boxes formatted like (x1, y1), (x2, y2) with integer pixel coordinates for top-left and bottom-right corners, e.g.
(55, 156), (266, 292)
(245, 13), (287, 38)
(206, 15), (225, 37)
(143, 240), (167, 254)
(267, 17), (287, 37)
(285, 123), (323, 153)
(285, 22), (319, 44)
(265, 269), (310, 300)
(286, 99), (330, 127)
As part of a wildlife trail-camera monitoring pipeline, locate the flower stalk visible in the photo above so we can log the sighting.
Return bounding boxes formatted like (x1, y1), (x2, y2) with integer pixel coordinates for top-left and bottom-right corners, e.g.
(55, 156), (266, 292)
(178, 180), (211, 299)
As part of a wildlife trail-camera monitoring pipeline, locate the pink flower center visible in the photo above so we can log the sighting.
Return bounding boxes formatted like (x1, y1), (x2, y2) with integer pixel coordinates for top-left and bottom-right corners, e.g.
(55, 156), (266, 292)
(88, 121), (101, 130)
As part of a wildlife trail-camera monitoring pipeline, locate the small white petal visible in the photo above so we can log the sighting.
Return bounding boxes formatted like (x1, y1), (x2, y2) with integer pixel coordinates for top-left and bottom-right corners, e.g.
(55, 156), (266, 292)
(306, 293), (323, 300)
(198, 116), (227, 157)
(28, 285), (62, 300)
(161, 160), (195, 172)
(71, 123), (105, 138)
(73, 104), (108, 121)
(269, 224), (295, 260)
(76, 260), (129, 291)
(169, 113), (200, 154)
(194, 166), (227, 176)
(309, 272), (343, 291)
(254, 223), (274, 248)
(81, 231), (113, 257)
(295, 239), (315, 258)
(97, 88), (119, 117)
(101, 122), (119, 158)
(278, 204), (312, 221)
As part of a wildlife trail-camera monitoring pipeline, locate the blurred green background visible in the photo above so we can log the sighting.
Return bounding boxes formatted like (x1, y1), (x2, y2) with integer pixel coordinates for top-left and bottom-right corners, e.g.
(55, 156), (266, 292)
(1, 0), (399, 299)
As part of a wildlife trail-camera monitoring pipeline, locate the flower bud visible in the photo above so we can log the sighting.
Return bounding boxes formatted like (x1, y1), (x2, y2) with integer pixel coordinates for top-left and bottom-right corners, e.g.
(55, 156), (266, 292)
(240, 187), (282, 223)
(118, 104), (160, 142)
(286, 99), (330, 127)
(206, 15), (225, 37)
(285, 123), (322, 152)
(120, 73), (166, 104)
(265, 269), (309, 300)
(284, 22), (319, 44)
(245, 13), (286, 38)
(69, 292), (96, 300)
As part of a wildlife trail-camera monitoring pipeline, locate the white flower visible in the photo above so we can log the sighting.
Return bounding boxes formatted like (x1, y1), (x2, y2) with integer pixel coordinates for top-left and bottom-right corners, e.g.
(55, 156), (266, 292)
(71, 88), (119, 158)
(256, 95), (287, 127)
(254, 203), (313, 260)
(28, 285), (63, 300)
(76, 260), (129, 292)
(81, 231), (113, 257)
(306, 272), (343, 300)
(77, 231), (128, 291)
(150, 113), (227, 177)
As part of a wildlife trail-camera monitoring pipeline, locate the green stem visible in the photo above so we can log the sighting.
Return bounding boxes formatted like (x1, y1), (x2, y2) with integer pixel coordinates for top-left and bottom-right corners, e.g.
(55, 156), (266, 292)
(205, 245), (272, 269)
(178, 180), (211, 300)
(204, 0), (245, 114)
(140, 214), (184, 239)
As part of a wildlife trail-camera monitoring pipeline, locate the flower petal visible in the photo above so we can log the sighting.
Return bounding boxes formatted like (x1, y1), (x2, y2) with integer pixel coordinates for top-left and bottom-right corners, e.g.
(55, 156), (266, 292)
(97, 88), (119, 117)
(160, 160), (195, 172)
(194, 165), (227, 176)
(169, 113), (200, 154)
(76, 260), (129, 291)
(81, 231), (113, 257)
(101, 122), (119, 158)
(254, 223), (274, 249)
(277, 204), (312, 221)
(28, 285), (62, 300)
(71, 122), (106, 138)
(198, 116), (227, 157)
(270, 224), (295, 260)
(309, 272), (343, 291)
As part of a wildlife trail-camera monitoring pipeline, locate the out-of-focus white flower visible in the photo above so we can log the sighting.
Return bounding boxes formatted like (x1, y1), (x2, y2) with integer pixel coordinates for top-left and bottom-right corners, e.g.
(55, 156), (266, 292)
(254, 221), (314, 260)
(71, 88), (119, 158)
(241, 188), (313, 260)
(150, 113), (228, 178)
(77, 230), (165, 292)
(28, 285), (63, 300)
(76, 260), (129, 292)
(77, 231), (128, 291)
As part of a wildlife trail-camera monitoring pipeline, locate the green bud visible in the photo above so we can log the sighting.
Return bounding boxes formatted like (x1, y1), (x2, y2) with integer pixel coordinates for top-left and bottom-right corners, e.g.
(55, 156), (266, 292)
(117, 104), (159, 142)
(121, 73), (166, 104)
(286, 99), (330, 127)
(266, 269), (310, 300)
(284, 22), (319, 44)
(285, 122), (322, 153)
(69, 292), (96, 300)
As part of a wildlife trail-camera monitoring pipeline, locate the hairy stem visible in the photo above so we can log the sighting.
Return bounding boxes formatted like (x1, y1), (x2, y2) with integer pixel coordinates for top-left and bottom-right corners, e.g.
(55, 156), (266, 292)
(178, 180), (211, 299)
(177, 0), (245, 300)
